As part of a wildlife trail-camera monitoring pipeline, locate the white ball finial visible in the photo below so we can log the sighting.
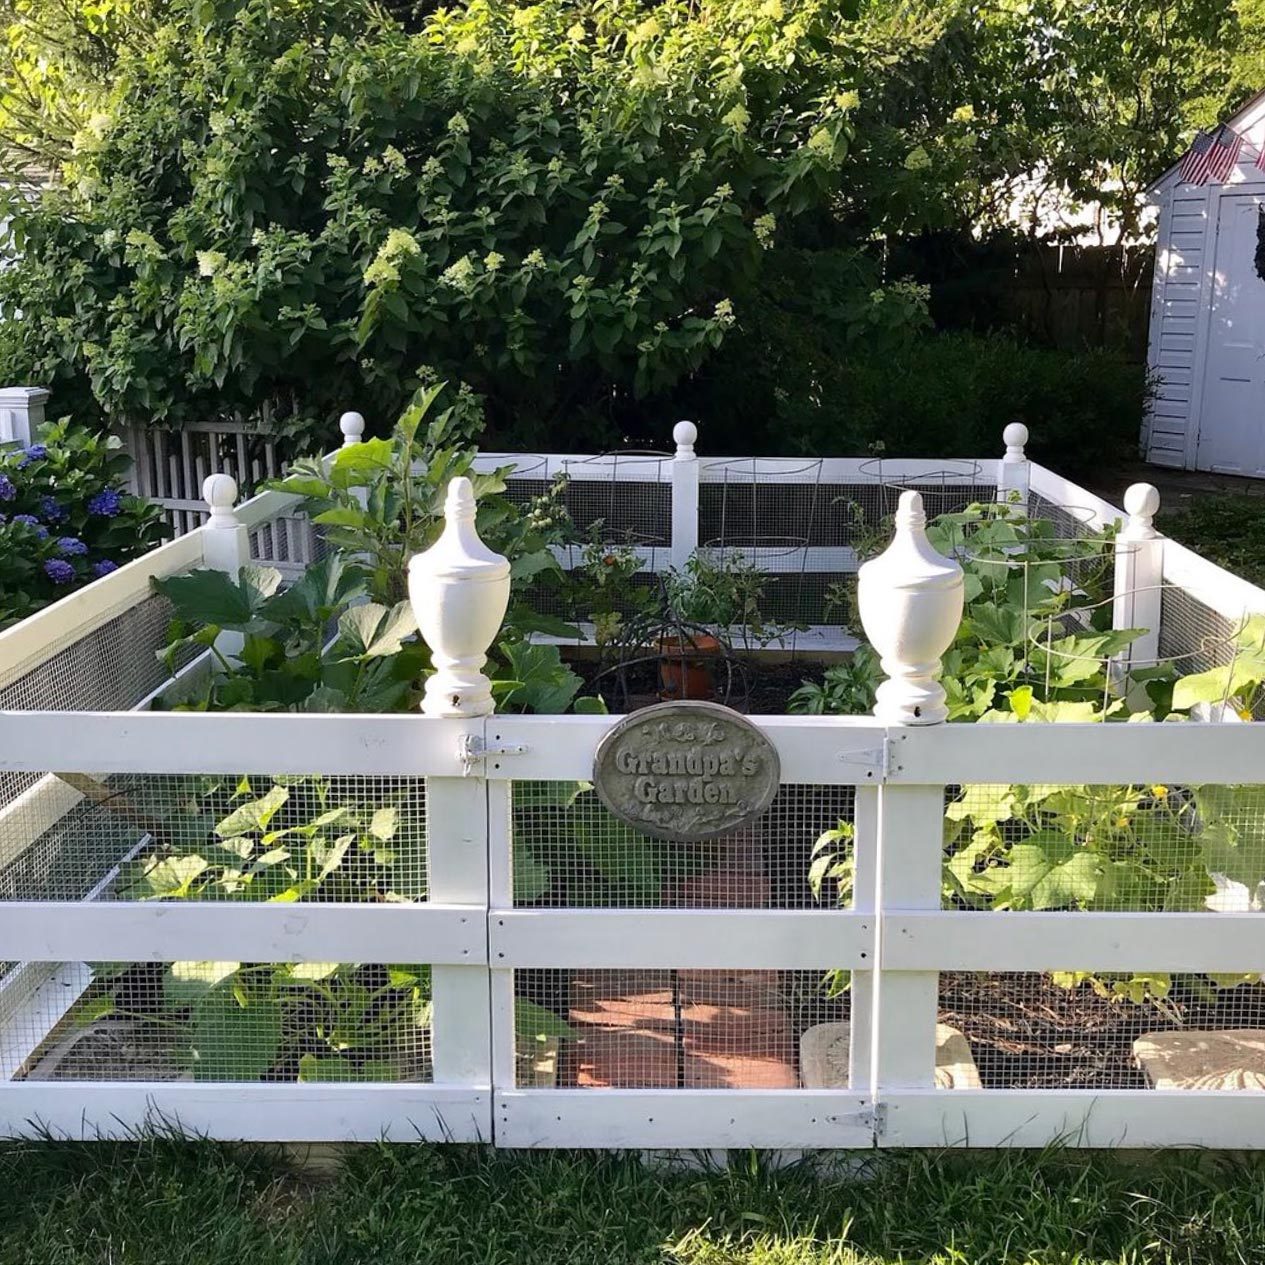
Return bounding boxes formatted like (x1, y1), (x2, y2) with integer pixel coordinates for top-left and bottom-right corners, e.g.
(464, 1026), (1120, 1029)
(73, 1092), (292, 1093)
(1003, 422), (1028, 462)
(856, 490), (964, 726)
(339, 411), (366, 447)
(673, 420), (698, 458)
(202, 473), (239, 527)
(1122, 482), (1160, 540)
(408, 475), (512, 718)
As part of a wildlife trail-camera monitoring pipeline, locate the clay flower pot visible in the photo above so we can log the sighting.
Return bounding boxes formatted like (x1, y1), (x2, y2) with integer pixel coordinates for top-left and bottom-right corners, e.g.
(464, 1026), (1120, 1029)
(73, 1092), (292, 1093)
(657, 633), (722, 700)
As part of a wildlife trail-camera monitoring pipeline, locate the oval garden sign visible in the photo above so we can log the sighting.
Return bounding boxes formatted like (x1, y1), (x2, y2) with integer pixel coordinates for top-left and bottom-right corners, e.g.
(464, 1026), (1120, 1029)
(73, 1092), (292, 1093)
(592, 701), (780, 842)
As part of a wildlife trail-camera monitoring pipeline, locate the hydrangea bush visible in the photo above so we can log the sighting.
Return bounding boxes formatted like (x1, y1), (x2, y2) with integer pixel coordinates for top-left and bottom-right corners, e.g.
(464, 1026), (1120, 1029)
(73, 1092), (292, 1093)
(0, 419), (165, 627)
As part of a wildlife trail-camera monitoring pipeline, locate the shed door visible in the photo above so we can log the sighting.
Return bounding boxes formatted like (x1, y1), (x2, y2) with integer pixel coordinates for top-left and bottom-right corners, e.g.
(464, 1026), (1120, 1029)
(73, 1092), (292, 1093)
(1198, 192), (1265, 474)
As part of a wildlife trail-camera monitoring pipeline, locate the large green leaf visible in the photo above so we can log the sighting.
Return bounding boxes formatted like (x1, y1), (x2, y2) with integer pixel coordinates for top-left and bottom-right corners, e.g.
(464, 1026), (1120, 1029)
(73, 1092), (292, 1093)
(138, 854), (208, 899)
(165, 960), (241, 1005)
(515, 999), (576, 1042)
(496, 641), (582, 714)
(337, 601), (418, 658)
(153, 566), (282, 629)
(190, 989), (281, 1081)
(1030, 851), (1101, 909)
(263, 554), (364, 627)
(215, 784), (289, 837)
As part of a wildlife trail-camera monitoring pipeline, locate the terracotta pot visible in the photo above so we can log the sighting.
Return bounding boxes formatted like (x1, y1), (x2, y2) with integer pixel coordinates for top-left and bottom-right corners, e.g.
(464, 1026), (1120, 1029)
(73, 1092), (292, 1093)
(657, 633), (721, 700)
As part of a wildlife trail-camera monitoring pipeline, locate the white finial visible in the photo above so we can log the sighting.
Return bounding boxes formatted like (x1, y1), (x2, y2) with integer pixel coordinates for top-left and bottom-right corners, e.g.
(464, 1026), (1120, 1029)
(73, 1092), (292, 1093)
(339, 411), (366, 447)
(673, 420), (698, 459)
(1003, 422), (1028, 463)
(408, 476), (511, 718)
(856, 490), (964, 726)
(1122, 482), (1160, 539)
(202, 473), (240, 527)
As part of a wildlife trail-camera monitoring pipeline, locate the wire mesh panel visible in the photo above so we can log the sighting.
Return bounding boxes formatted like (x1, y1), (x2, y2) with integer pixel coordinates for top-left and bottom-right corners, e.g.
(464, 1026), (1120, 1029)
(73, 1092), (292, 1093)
(0, 594), (201, 816)
(697, 469), (1000, 629)
(511, 783), (854, 910)
(1158, 585), (1245, 681)
(943, 782), (1265, 915)
(0, 772), (428, 904)
(1027, 492), (1106, 546)
(0, 593), (184, 710)
(939, 970), (1265, 1091)
(512, 967), (849, 1090)
(5, 959), (432, 1084)
(936, 780), (1265, 1093)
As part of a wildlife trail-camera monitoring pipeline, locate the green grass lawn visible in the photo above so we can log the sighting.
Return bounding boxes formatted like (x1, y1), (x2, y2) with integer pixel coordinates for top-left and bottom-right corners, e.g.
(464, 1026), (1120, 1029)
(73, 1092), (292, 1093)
(1165, 495), (1265, 588)
(1, 1140), (1262, 1265)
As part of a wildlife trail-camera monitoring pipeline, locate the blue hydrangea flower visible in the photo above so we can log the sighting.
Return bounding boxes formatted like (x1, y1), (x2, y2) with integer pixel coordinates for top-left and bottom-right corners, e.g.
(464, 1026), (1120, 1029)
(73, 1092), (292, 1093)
(43, 559), (75, 584)
(23, 444), (47, 461)
(91, 559), (119, 578)
(12, 514), (48, 539)
(0, 476), (15, 502)
(40, 496), (66, 522)
(87, 488), (122, 517)
(56, 536), (89, 557)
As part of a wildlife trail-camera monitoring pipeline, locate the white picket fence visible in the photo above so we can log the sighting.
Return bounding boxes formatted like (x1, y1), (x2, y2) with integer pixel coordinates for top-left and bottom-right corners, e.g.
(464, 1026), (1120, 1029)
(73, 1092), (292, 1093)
(0, 401), (1261, 1147)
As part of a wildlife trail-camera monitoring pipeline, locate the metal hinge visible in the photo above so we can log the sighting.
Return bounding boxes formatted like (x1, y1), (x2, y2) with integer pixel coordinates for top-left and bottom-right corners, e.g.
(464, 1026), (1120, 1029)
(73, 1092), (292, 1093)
(838, 739), (890, 782)
(459, 733), (528, 777)
(827, 1104), (886, 1135)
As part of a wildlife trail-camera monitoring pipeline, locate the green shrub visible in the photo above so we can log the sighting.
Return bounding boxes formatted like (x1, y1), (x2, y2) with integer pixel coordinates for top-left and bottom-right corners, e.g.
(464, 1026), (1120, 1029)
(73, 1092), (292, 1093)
(0, 0), (871, 442)
(691, 325), (1147, 469)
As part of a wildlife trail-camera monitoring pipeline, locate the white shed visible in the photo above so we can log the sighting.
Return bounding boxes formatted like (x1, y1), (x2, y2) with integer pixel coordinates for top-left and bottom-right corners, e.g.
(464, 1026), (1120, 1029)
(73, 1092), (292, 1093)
(1145, 90), (1265, 474)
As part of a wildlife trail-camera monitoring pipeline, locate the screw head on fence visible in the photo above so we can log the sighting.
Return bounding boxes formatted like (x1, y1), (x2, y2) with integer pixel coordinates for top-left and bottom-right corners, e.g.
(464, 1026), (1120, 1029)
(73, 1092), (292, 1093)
(339, 411), (366, 447)
(857, 490), (964, 726)
(409, 476), (511, 718)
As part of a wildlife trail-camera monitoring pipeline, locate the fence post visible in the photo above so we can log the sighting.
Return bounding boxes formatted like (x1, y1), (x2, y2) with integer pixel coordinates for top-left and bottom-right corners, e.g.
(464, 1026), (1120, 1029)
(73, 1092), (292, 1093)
(0, 386), (49, 447)
(410, 476), (510, 1091)
(857, 490), (964, 1103)
(201, 474), (252, 662)
(336, 411), (371, 545)
(997, 421), (1030, 506)
(670, 420), (699, 569)
(1112, 482), (1162, 672)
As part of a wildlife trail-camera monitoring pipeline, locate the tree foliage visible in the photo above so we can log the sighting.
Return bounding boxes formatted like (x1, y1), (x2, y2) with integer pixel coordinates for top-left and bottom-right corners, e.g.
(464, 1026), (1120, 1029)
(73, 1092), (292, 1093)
(0, 0), (865, 439)
(2, 0), (1265, 447)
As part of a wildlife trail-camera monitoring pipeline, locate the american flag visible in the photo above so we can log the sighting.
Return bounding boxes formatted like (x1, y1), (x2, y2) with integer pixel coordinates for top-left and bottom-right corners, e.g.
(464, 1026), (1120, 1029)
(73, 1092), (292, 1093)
(1180, 126), (1243, 184)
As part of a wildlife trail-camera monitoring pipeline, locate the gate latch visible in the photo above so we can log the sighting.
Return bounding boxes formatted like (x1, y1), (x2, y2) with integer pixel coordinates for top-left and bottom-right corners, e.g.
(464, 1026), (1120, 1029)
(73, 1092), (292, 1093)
(459, 733), (528, 777)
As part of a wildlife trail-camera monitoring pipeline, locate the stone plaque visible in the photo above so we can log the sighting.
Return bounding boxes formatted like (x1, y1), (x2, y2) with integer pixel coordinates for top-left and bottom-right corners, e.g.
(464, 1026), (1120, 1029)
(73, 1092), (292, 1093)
(592, 701), (780, 842)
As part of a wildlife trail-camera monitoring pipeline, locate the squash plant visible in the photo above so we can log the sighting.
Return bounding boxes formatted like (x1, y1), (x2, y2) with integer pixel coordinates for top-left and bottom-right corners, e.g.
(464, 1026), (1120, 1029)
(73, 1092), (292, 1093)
(807, 503), (1265, 1005)
(87, 774), (429, 1081)
(72, 388), (603, 1081)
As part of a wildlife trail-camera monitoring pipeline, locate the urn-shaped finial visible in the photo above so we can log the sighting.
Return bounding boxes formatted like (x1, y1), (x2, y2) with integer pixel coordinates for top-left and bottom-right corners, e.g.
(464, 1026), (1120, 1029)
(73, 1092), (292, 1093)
(408, 476), (511, 717)
(856, 491), (964, 725)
